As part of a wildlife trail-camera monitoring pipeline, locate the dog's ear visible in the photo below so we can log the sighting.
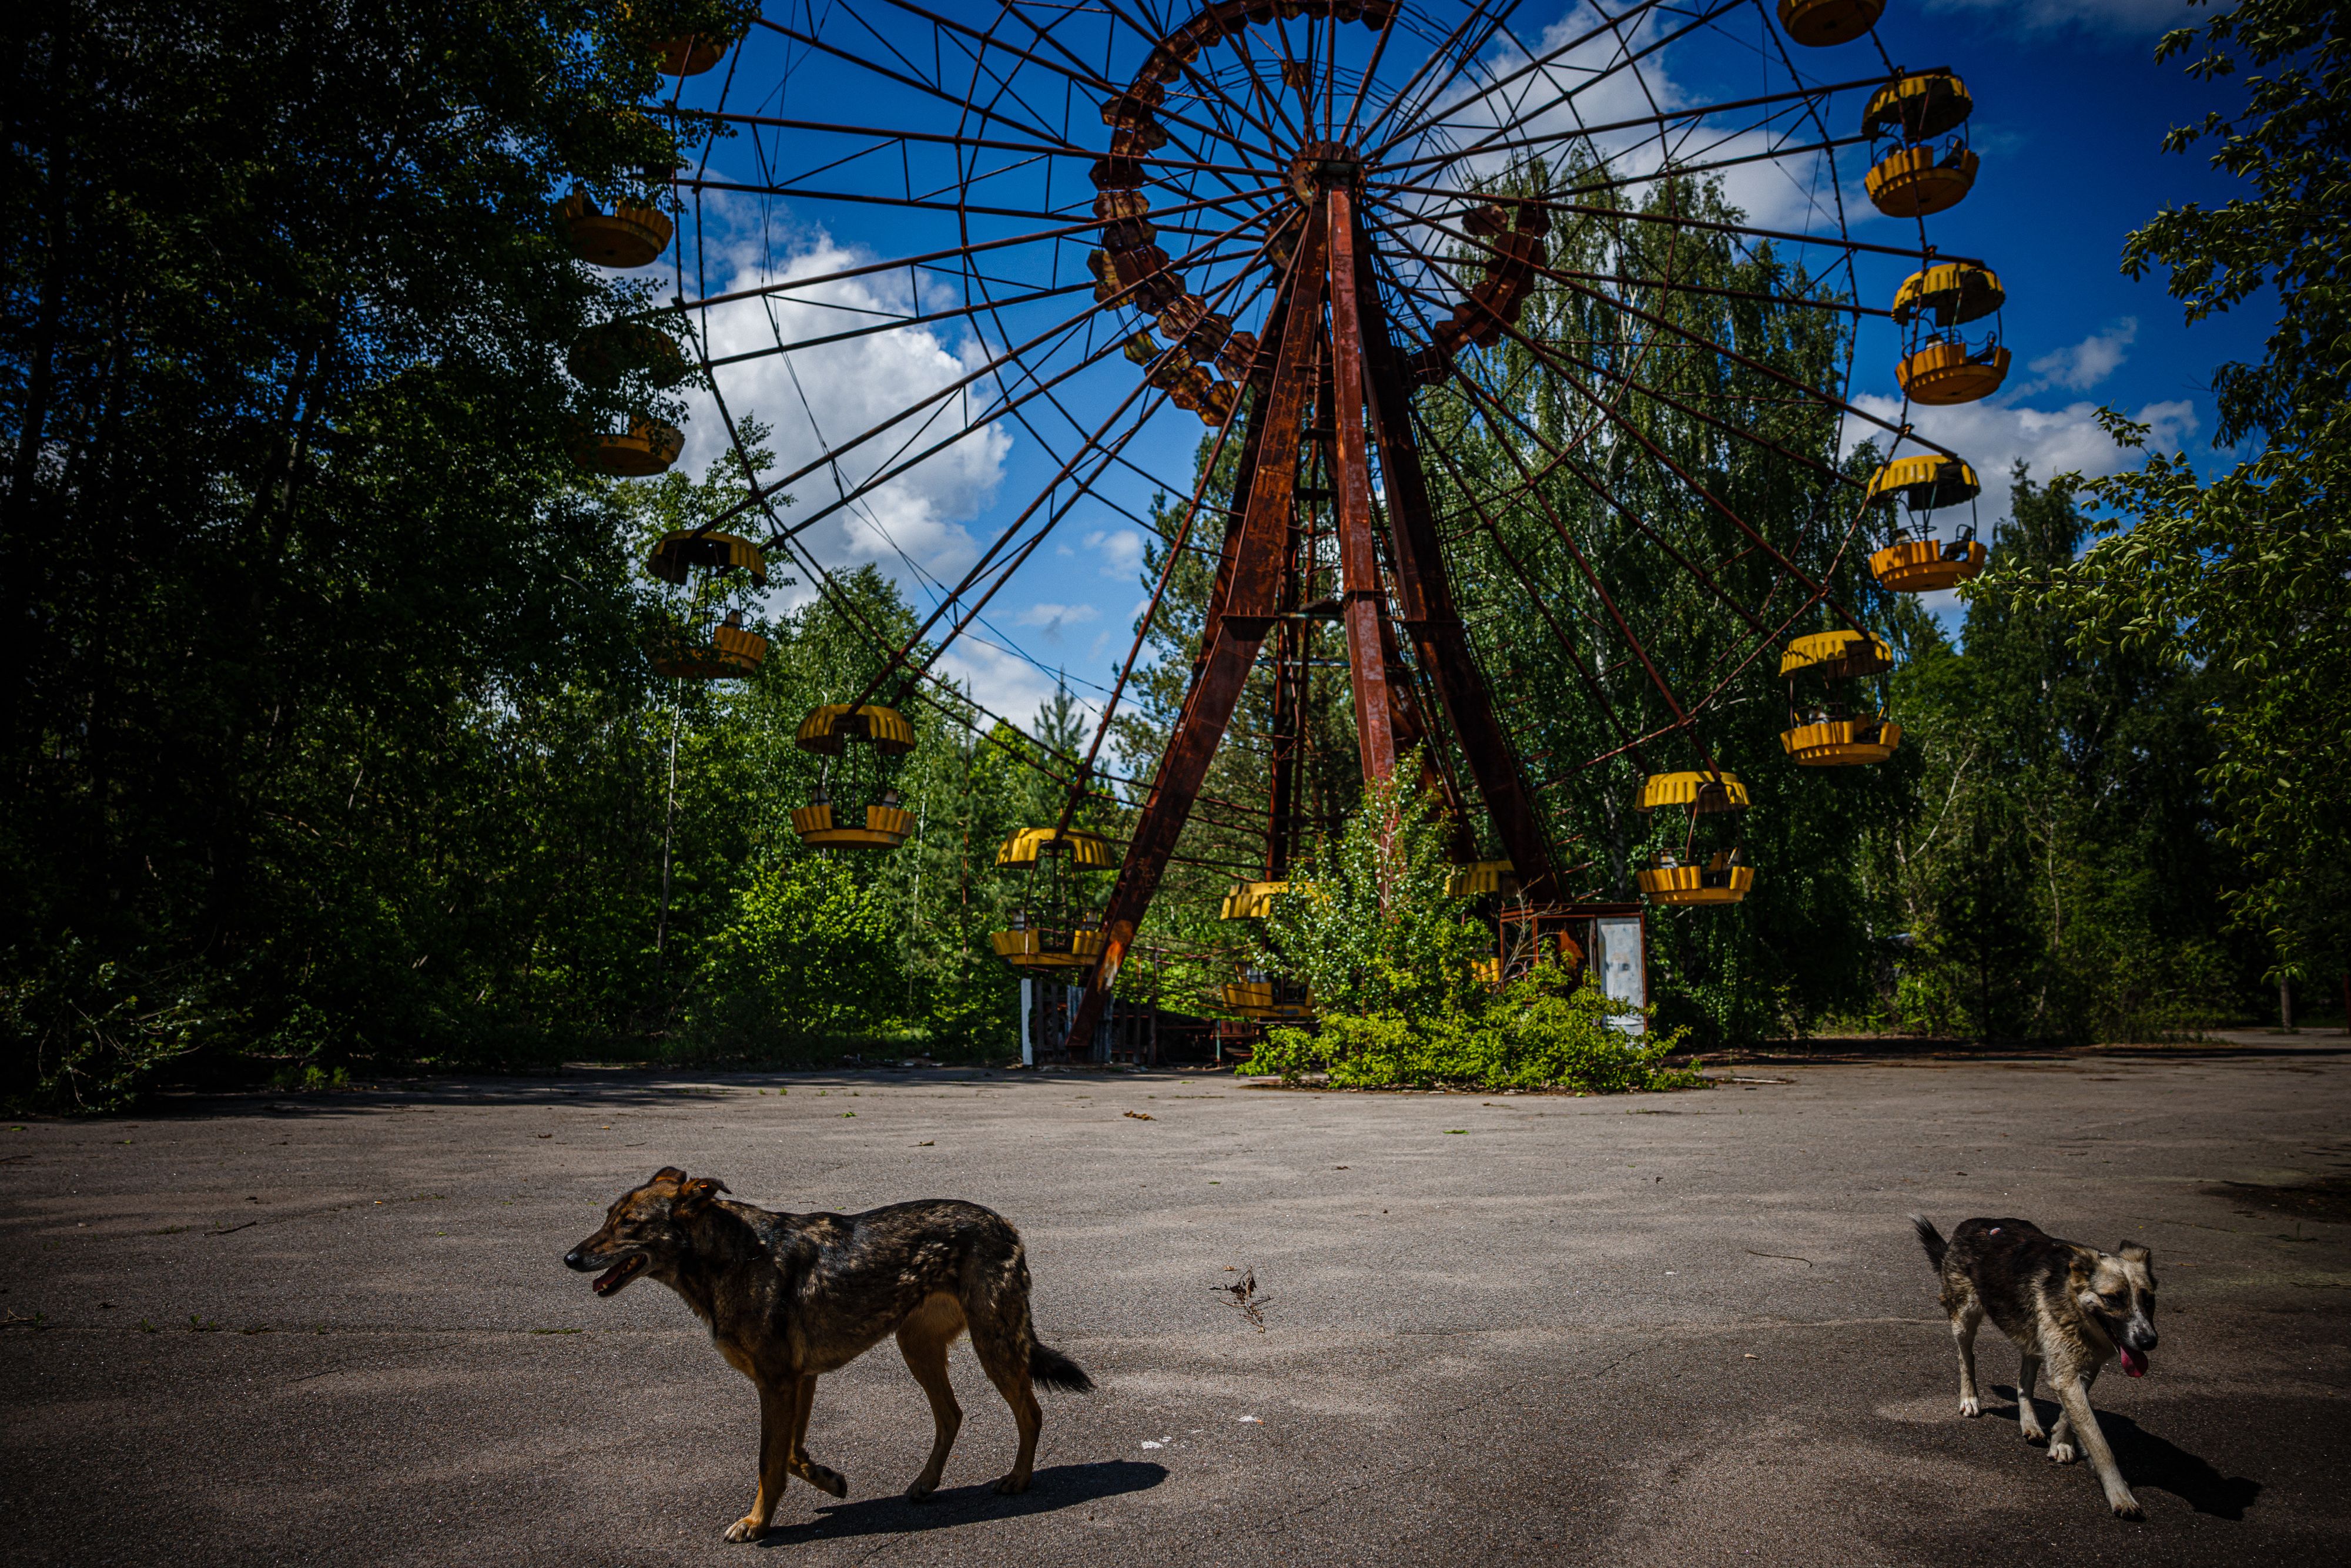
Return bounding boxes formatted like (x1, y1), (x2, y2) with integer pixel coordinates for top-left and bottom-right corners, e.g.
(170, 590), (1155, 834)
(2119, 1242), (2150, 1264)
(675, 1176), (730, 1216)
(648, 1166), (688, 1187)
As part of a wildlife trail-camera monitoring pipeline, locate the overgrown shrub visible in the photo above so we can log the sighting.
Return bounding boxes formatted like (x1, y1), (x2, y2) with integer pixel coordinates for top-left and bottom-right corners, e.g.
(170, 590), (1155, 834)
(686, 858), (902, 1046)
(1247, 961), (1699, 1092)
(1, 939), (234, 1112)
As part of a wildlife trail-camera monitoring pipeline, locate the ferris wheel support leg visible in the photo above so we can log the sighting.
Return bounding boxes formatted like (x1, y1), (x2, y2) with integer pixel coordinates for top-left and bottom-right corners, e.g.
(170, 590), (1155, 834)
(1069, 209), (1332, 1049)
(1324, 186), (1401, 786)
(1344, 208), (1563, 906)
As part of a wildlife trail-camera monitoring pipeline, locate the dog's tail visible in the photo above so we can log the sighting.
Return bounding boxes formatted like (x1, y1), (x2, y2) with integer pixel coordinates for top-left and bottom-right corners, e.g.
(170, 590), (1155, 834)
(1909, 1213), (1947, 1271)
(1030, 1341), (1094, 1394)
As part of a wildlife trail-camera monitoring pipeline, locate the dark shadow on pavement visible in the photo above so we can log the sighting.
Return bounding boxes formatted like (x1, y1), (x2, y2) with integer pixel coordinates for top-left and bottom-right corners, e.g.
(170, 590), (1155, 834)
(753, 1460), (1168, 1546)
(1992, 1388), (2261, 1520)
(2104, 1412), (2263, 1519)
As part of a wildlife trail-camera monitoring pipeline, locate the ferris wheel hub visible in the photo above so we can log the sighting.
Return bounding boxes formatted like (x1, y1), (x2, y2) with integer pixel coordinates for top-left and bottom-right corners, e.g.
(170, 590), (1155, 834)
(1285, 140), (1365, 203)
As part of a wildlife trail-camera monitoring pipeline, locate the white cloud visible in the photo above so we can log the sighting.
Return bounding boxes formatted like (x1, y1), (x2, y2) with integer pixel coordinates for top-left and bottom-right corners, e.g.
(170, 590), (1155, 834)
(930, 639), (1101, 740)
(680, 231), (1013, 595)
(1837, 392), (2190, 621)
(1845, 391), (2196, 555)
(1014, 602), (1100, 638)
(1923, 0), (2193, 36)
(2022, 319), (2138, 393)
(1083, 527), (1150, 581)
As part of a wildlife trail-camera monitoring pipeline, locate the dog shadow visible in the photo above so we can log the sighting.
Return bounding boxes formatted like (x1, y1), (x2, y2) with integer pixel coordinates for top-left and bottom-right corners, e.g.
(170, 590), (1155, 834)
(1992, 1389), (2262, 1520)
(755, 1460), (1168, 1544)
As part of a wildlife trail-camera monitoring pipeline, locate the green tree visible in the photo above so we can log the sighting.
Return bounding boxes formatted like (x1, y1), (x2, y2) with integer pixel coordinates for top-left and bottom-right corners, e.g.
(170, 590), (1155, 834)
(2027, 0), (2351, 1007)
(1895, 470), (2238, 1040)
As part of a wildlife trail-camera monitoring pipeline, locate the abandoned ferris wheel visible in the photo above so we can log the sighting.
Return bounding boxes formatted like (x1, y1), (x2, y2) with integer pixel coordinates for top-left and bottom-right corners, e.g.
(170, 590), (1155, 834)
(558, 0), (2008, 1039)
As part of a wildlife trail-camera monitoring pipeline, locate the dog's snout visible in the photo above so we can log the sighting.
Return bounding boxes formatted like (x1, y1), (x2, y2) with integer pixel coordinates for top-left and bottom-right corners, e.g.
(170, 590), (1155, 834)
(563, 1249), (588, 1271)
(2132, 1325), (2158, 1351)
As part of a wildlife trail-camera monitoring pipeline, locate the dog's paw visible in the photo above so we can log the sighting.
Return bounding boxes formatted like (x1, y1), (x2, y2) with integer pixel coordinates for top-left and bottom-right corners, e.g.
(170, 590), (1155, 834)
(903, 1478), (937, 1504)
(724, 1516), (766, 1543)
(2111, 1493), (2146, 1522)
(993, 1473), (1032, 1496)
(2047, 1442), (2078, 1465)
(804, 1465), (848, 1499)
(1958, 1396), (1980, 1418)
(2021, 1423), (2048, 1445)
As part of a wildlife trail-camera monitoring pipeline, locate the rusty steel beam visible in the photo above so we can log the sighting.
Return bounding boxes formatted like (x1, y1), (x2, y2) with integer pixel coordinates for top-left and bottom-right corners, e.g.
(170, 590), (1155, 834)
(1067, 206), (1332, 1052)
(1344, 205), (1563, 906)
(1324, 185), (1400, 785)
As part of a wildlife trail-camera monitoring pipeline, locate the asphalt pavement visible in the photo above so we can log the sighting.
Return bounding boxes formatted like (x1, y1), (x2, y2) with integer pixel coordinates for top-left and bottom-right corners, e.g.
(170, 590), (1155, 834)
(3, 1047), (2346, 1566)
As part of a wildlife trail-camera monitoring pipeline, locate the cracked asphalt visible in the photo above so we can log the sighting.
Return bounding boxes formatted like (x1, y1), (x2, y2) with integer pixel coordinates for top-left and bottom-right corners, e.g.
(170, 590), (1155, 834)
(3, 1047), (2347, 1566)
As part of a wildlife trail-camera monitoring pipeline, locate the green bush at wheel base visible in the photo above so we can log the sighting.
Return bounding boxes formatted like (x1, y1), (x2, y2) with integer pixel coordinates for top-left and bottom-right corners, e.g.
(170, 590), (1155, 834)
(1244, 962), (1703, 1093)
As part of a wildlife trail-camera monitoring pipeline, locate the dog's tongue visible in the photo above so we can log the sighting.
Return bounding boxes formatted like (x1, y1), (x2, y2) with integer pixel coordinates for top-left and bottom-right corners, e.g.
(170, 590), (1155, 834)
(593, 1262), (630, 1295)
(2119, 1344), (2147, 1378)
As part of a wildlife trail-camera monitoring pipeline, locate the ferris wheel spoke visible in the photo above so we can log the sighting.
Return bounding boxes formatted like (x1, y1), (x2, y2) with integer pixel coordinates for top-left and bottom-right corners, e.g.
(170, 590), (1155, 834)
(1369, 0), (1702, 160)
(1334, 0), (1407, 146)
(992, 0), (1295, 174)
(1374, 224), (1857, 492)
(684, 194), (1281, 532)
(1409, 411), (1659, 768)
(1360, 0), (1539, 158)
(1379, 70), (1893, 181)
(1381, 185), (1977, 268)
(835, 213), (1307, 706)
(1363, 242), (1781, 743)
(1369, 121), (1868, 224)
(1379, 206), (1944, 461)
(1345, 0), (1509, 158)
(1432, 363), (1784, 645)
(664, 108), (1283, 183)
(753, 16), (1081, 153)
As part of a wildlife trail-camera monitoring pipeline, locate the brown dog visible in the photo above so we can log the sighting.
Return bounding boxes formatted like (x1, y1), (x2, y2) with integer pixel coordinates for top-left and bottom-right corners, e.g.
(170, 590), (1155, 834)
(1913, 1215), (2159, 1519)
(565, 1168), (1091, 1542)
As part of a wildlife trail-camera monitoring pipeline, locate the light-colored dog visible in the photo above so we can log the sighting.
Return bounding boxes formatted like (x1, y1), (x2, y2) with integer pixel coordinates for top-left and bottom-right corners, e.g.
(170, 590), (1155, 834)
(1911, 1214), (2159, 1519)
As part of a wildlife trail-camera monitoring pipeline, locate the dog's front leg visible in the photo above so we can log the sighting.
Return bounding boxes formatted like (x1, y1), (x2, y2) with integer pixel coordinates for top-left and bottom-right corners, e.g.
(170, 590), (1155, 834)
(725, 1379), (798, 1542)
(2051, 1373), (2142, 1520)
(1951, 1302), (1984, 1417)
(785, 1374), (849, 1499)
(2016, 1352), (2048, 1443)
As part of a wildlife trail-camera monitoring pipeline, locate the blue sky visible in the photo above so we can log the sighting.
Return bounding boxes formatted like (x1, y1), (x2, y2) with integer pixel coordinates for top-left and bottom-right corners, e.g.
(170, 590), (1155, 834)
(652, 0), (2271, 727)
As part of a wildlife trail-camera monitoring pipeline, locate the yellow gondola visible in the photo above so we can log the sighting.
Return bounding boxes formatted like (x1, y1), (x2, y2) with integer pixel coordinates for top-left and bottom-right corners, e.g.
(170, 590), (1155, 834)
(1445, 860), (1516, 897)
(556, 191), (674, 269)
(1780, 715), (1904, 766)
(1637, 854), (1757, 906)
(1636, 770), (1750, 812)
(991, 828), (1114, 971)
(1866, 456), (1988, 593)
(655, 34), (726, 75)
(1897, 337), (2011, 404)
(1636, 770), (1753, 906)
(570, 418), (684, 477)
(1779, 629), (1893, 678)
(651, 615), (767, 681)
(1780, 633), (1901, 765)
(1867, 454), (1982, 511)
(649, 530), (767, 589)
(1862, 70), (1974, 142)
(1219, 880), (1287, 919)
(1891, 263), (2005, 327)
(1865, 143), (1979, 219)
(1870, 536), (1990, 593)
(1223, 974), (1312, 1021)
(791, 704), (916, 849)
(1891, 262), (2010, 404)
(1777, 0), (1883, 47)
(568, 321), (688, 389)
